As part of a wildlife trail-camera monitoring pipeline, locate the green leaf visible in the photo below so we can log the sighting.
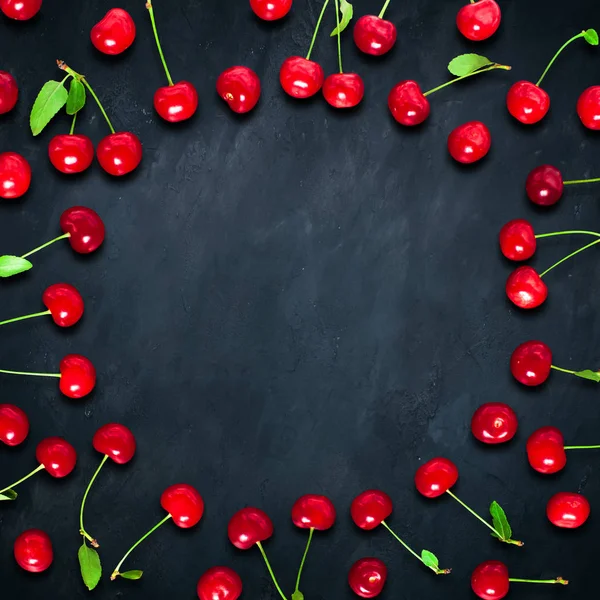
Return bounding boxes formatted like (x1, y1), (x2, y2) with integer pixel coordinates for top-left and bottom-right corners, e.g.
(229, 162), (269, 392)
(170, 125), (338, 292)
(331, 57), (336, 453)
(421, 549), (439, 569)
(292, 592), (305, 600)
(330, 0), (353, 36)
(448, 54), (493, 77)
(489, 501), (512, 541)
(584, 29), (599, 45)
(120, 570), (143, 580)
(0, 256), (33, 278)
(66, 79), (86, 115)
(573, 369), (600, 382)
(78, 543), (102, 591)
(0, 489), (18, 501)
(30, 80), (69, 136)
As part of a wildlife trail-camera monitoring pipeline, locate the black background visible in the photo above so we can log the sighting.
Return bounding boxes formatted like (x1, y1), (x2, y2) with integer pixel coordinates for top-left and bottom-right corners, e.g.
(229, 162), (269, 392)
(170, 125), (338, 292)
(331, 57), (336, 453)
(1, 0), (600, 598)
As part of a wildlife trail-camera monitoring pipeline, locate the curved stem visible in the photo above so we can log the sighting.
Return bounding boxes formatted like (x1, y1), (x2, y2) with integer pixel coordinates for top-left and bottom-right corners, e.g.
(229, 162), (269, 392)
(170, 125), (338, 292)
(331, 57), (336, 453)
(0, 464), (45, 495)
(306, 0), (330, 60)
(539, 238), (600, 278)
(256, 542), (288, 600)
(333, 0), (343, 73)
(81, 79), (115, 134)
(21, 233), (70, 259)
(0, 310), (50, 327)
(69, 113), (77, 135)
(111, 514), (172, 580)
(0, 369), (60, 378)
(423, 64), (511, 97)
(510, 577), (568, 585)
(535, 230), (600, 240)
(146, 1), (174, 86)
(563, 177), (600, 185)
(79, 455), (108, 548)
(565, 445), (600, 450)
(536, 31), (586, 86)
(294, 528), (314, 593)
(378, 0), (392, 19)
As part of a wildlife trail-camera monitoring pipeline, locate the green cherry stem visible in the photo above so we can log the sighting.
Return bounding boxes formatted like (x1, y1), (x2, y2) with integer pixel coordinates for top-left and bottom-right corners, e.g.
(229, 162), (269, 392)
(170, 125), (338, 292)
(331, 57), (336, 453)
(509, 577), (568, 586)
(333, 0), (343, 73)
(294, 527), (314, 594)
(539, 238), (600, 278)
(306, 0), (330, 61)
(79, 455), (109, 548)
(0, 464), (45, 496)
(378, 0), (392, 19)
(563, 177), (600, 185)
(0, 310), (51, 327)
(69, 113), (77, 135)
(536, 31), (588, 86)
(0, 369), (60, 378)
(256, 541), (288, 600)
(146, 1), (174, 86)
(21, 233), (71, 259)
(535, 230), (600, 240)
(111, 514), (172, 580)
(564, 444), (600, 449)
(423, 64), (511, 97)
(550, 365), (580, 376)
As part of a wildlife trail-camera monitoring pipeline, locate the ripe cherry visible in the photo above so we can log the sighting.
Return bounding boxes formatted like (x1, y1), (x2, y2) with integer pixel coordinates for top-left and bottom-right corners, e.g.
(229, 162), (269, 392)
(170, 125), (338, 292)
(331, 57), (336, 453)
(456, 0), (501, 42)
(228, 507), (273, 549)
(250, 0), (292, 21)
(14, 530), (53, 573)
(280, 57), (324, 99)
(36, 437), (77, 477)
(499, 219), (536, 261)
(448, 121), (491, 164)
(348, 557), (387, 598)
(506, 81), (550, 124)
(48, 134), (94, 174)
(160, 483), (205, 528)
(93, 423), (136, 464)
(292, 494), (336, 530)
(217, 66), (261, 114)
(526, 426), (566, 474)
(471, 403), (518, 444)
(97, 132), (143, 176)
(60, 206), (105, 254)
(323, 73), (365, 109)
(0, 0), (42, 20)
(510, 340), (552, 386)
(546, 492), (590, 528)
(197, 566), (243, 600)
(42, 283), (84, 327)
(526, 165), (563, 206)
(353, 15), (397, 56)
(59, 354), (96, 399)
(0, 404), (29, 446)
(350, 489), (392, 530)
(0, 151), (31, 199)
(505, 266), (547, 309)
(388, 81), (430, 126)
(415, 457), (458, 498)
(0, 70), (18, 114)
(154, 82), (198, 123)
(91, 8), (136, 55)
(577, 86), (600, 130)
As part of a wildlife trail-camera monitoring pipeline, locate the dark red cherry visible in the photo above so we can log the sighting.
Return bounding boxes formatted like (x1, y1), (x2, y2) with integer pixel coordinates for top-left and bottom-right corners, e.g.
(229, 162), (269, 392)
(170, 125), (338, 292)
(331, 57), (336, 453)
(292, 494), (336, 530)
(471, 560), (509, 600)
(510, 340), (552, 386)
(546, 492), (590, 528)
(197, 566), (243, 600)
(415, 457), (458, 498)
(153, 81), (198, 122)
(217, 66), (261, 114)
(96, 132), (142, 176)
(499, 219), (536, 261)
(92, 423), (136, 464)
(0, 0), (42, 20)
(388, 80), (430, 126)
(36, 437), (77, 478)
(456, 0), (501, 42)
(525, 165), (563, 206)
(526, 426), (566, 474)
(471, 403), (518, 444)
(348, 557), (387, 598)
(353, 15), (397, 56)
(48, 134), (94, 174)
(228, 507), (273, 549)
(0, 404), (29, 446)
(506, 81), (550, 124)
(0, 151), (31, 199)
(447, 121), (491, 164)
(90, 8), (136, 55)
(279, 56), (324, 99)
(60, 206), (105, 254)
(250, 0), (292, 21)
(160, 483), (204, 528)
(59, 354), (96, 399)
(506, 266), (548, 309)
(323, 73), (364, 108)
(350, 490), (393, 530)
(0, 70), (18, 114)
(577, 86), (600, 130)
(14, 530), (53, 573)
(42, 283), (84, 327)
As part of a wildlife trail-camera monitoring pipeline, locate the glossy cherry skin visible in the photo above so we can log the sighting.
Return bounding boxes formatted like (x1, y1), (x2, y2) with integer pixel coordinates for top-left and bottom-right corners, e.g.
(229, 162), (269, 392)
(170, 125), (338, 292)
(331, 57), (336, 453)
(547, 492), (590, 528)
(471, 561), (509, 600)
(0, 0), (42, 20)
(448, 121), (491, 164)
(93, 423), (136, 464)
(217, 66), (261, 114)
(154, 81), (198, 123)
(250, 0), (291, 21)
(97, 132), (142, 176)
(507, 81), (550, 124)
(510, 340), (552, 386)
(415, 457), (458, 498)
(48, 134), (94, 174)
(60, 206), (105, 254)
(36, 437), (77, 478)
(499, 219), (536, 261)
(292, 494), (336, 530)
(14, 530), (53, 573)
(41, 283), (84, 327)
(197, 566), (243, 600)
(228, 507), (273, 549)
(353, 15), (397, 56)
(0, 151), (31, 199)
(0, 404), (29, 446)
(506, 266), (548, 309)
(279, 56), (324, 99)
(323, 73), (365, 109)
(526, 165), (563, 206)
(388, 80), (430, 126)
(577, 86), (600, 130)
(471, 403), (518, 444)
(91, 8), (136, 55)
(526, 426), (566, 474)
(160, 483), (204, 528)
(456, 0), (501, 42)
(59, 354), (96, 399)
(350, 490), (393, 530)
(348, 557), (387, 598)
(0, 70), (18, 114)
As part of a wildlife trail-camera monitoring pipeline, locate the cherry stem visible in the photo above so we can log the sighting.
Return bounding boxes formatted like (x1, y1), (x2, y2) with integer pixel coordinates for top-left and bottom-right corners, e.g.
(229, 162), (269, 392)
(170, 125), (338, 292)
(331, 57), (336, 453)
(0, 368), (60, 378)
(539, 237), (600, 278)
(551, 365), (578, 376)
(79, 454), (108, 548)
(423, 64), (511, 97)
(294, 527), (314, 593)
(333, 0), (343, 73)
(256, 541), (289, 600)
(535, 230), (600, 240)
(563, 177), (600, 185)
(536, 31), (587, 86)
(69, 113), (77, 135)
(565, 444), (600, 449)
(111, 513), (172, 580)
(0, 310), (51, 327)
(306, 0), (330, 61)
(146, 1), (174, 86)
(21, 232), (71, 259)
(0, 464), (45, 496)
(378, 0), (392, 19)
(509, 577), (568, 586)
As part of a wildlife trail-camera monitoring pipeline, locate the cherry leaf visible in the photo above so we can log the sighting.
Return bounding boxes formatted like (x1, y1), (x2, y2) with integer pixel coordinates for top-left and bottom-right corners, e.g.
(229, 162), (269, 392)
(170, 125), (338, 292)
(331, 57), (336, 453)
(330, 0), (353, 36)
(66, 79), (86, 116)
(584, 29), (599, 46)
(78, 543), (102, 591)
(421, 549), (439, 569)
(30, 79), (69, 136)
(0, 256), (33, 278)
(448, 54), (493, 77)
(573, 369), (600, 382)
(489, 501), (512, 540)
(292, 592), (305, 600)
(0, 489), (18, 501)
(120, 570), (143, 580)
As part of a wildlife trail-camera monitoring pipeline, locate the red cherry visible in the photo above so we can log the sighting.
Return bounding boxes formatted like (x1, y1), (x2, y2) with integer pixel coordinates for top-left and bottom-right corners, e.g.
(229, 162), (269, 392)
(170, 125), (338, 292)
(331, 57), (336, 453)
(323, 73), (365, 109)
(471, 403), (518, 444)
(228, 507), (273, 549)
(499, 219), (536, 261)
(217, 66), (261, 114)
(471, 560), (509, 600)
(348, 557), (387, 598)
(505, 266), (548, 309)
(0, 404), (29, 446)
(36, 437), (77, 478)
(60, 206), (105, 254)
(577, 86), (600, 130)
(153, 81), (198, 123)
(388, 80), (430, 126)
(59, 354), (96, 399)
(291, 494), (336, 530)
(415, 457), (458, 498)
(42, 283), (84, 327)
(506, 81), (550, 125)
(48, 134), (94, 174)
(447, 121), (491, 164)
(14, 530), (53, 573)
(456, 0), (501, 42)
(160, 483), (204, 528)
(92, 423), (136, 464)
(0, 0), (42, 20)
(350, 490), (393, 530)
(96, 132), (142, 176)
(510, 340), (552, 386)
(91, 8), (136, 55)
(0, 70), (18, 114)
(525, 165), (563, 206)
(547, 492), (590, 528)
(279, 56), (324, 99)
(250, 0), (291, 20)
(353, 15), (397, 56)
(197, 566), (243, 600)
(0, 151), (31, 199)
(526, 426), (566, 474)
